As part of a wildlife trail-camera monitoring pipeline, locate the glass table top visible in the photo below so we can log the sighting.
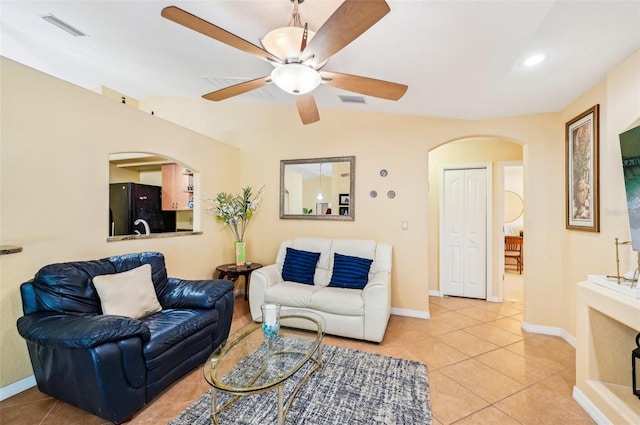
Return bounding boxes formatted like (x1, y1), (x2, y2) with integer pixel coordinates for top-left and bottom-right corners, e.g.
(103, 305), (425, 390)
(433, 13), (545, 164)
(204, 309), (325, 394)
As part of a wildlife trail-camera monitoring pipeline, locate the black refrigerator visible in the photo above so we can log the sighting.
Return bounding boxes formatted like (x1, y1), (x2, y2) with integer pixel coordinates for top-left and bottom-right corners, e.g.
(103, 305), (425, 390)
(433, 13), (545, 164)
(109, 183), (176, 236)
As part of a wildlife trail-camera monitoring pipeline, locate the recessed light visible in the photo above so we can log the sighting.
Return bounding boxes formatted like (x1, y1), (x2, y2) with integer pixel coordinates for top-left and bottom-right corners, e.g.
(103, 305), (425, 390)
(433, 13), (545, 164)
(523, 54), (546, 67)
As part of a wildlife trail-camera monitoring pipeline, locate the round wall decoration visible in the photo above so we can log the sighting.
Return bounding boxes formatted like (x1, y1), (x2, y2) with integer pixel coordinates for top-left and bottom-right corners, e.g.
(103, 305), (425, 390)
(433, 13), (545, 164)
(370, 190), (378, 198)
(387, 190), (396, 199)
(504, 190), (524, 223)
(380, 169), (388, 177)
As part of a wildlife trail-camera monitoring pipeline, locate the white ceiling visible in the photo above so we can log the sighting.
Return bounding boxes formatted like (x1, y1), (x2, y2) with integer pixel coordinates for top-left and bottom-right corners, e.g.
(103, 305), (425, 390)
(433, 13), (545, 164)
(1, 0), (639, 120)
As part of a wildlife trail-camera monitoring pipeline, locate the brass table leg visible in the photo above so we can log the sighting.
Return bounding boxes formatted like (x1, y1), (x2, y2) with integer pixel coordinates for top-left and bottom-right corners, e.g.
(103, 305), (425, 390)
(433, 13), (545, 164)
(277, 384), (284, 425)
(211, 388), (219, 425)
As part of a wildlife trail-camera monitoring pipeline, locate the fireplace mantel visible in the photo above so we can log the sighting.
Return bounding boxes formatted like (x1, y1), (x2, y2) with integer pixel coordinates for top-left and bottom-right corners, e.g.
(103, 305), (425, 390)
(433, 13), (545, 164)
(574, 280), (640, 424)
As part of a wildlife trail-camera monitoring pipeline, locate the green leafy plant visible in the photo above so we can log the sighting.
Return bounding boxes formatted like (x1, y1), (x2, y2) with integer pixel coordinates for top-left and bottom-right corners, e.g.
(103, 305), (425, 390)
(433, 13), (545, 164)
(206, 185), (264, 241)
(302, 208), (313, 215)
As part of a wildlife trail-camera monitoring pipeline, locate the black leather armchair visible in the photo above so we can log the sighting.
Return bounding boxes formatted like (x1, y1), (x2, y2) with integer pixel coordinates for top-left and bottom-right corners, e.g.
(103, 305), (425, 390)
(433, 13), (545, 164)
(17, 251), (234, 424)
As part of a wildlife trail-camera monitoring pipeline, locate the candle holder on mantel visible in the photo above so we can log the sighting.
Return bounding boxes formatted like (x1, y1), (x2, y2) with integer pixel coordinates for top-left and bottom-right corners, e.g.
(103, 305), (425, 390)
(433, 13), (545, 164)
(606, 238), (639, 288)
(261, 303), (281, 349)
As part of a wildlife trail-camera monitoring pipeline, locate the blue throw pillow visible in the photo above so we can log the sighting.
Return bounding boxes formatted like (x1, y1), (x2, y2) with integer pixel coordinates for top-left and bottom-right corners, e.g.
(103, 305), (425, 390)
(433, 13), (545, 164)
(328, 253), (373, 289)
(282, 247), (321, 285)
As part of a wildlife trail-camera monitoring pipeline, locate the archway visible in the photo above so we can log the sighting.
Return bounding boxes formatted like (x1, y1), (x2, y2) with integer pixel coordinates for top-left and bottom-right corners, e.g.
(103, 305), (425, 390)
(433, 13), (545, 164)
(108, 152), (199, 237)
(427, 136), (525, 303)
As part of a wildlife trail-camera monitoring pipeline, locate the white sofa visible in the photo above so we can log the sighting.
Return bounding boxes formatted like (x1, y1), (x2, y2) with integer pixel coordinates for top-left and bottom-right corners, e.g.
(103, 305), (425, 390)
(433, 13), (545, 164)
(249, 237), (392, 342)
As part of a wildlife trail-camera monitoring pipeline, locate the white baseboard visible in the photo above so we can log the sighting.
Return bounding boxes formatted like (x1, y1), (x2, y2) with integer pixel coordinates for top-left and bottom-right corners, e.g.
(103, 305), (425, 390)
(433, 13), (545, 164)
(0, 375), (36, 401)
(391, 307), (430, 320)
(521, 321), (576, 348)
(572, 385), (611, 425)
(429, 290), (502, 303)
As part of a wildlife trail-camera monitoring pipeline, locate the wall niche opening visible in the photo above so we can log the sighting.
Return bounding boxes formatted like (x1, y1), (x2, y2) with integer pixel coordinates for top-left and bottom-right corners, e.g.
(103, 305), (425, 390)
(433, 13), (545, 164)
(108, 152), (200, 240)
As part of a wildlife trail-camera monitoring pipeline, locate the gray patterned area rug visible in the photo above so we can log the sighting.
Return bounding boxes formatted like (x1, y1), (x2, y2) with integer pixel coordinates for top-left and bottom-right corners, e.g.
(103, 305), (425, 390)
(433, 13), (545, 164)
(169, 345), (431, 425)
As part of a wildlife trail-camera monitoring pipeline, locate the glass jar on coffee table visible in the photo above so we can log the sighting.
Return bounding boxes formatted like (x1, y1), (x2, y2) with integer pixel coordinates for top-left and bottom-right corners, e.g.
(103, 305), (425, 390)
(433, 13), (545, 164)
(204, 309), (325, 425)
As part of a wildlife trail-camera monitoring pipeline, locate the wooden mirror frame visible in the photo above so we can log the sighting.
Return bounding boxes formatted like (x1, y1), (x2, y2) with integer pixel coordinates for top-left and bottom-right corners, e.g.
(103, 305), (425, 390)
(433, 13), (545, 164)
(280, 156), (355, 221)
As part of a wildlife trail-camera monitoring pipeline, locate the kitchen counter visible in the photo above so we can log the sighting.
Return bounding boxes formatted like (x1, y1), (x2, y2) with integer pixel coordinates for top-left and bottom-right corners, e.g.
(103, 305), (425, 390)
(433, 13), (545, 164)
(107, 231), (202, 242)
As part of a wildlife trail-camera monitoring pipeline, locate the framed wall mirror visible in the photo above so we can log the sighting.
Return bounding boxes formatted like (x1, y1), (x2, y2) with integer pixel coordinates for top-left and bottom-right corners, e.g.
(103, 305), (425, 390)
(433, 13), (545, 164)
(280, 156), (355, 220)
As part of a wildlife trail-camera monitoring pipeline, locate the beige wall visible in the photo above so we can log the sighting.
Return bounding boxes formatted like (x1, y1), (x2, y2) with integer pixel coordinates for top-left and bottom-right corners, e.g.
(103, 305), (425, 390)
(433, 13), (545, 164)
(109, 162), (140, 183)
(140, 50), (638, 337)
(138, 98), (564, 319)
(0, 58), (241, 387)
(559, 51), (640, 335)
(427, 138), (524, 299)
(1, 50), (638, 390)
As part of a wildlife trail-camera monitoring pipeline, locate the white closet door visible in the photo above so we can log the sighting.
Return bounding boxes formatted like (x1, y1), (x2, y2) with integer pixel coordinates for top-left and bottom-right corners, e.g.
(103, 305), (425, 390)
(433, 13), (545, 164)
(441, 168), (487, 299)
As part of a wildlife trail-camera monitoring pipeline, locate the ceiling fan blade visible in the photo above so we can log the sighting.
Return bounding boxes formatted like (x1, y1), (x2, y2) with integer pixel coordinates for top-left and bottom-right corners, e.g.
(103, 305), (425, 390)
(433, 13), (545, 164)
(202, 76), (271, 101)
(300, 23), (309, 53)
(296, 94), (320, 125)
(161, 6), (283, 63)
(302, 0), (390, 66)
(320, 71), (407, 100)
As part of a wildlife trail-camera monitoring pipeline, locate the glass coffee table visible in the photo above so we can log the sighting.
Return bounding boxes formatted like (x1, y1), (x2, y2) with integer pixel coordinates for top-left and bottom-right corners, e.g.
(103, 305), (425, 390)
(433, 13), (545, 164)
(204, 310), (325, 425)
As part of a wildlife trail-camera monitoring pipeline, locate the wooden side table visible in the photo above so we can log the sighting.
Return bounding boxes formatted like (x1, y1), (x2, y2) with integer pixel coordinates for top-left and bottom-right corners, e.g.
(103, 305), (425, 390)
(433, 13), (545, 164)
(215, 263), (263, 301)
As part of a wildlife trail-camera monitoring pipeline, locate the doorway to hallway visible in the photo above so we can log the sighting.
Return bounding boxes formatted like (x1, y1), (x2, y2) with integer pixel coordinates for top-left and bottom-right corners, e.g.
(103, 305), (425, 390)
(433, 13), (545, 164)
(500, 162), (524, 304)
(428, 137), (524, 305)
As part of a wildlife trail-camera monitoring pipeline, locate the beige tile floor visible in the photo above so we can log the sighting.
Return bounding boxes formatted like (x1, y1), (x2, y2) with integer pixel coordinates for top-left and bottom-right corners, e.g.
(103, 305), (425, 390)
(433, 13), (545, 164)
(504, 270), (524, 303)
(0, 292), (594, 425)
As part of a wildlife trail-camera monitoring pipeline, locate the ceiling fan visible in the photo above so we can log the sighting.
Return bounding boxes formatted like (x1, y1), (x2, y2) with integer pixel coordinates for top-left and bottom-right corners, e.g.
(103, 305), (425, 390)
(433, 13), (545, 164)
(161, 0), (408, 125)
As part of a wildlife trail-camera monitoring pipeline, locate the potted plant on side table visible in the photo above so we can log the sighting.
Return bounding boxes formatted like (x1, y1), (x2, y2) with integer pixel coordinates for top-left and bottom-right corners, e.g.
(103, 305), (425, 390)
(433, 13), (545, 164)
(206, 185), (264, 266)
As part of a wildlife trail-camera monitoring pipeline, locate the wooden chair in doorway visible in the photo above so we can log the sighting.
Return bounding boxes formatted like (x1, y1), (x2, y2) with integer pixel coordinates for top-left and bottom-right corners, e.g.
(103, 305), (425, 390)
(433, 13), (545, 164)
(505, 236), (523, 274)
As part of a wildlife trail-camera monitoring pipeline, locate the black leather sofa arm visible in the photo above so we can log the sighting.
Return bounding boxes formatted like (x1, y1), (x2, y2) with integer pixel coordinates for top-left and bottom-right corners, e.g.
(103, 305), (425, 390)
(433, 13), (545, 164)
(161, 278), (234, 309)
(17, 312), (151, 349)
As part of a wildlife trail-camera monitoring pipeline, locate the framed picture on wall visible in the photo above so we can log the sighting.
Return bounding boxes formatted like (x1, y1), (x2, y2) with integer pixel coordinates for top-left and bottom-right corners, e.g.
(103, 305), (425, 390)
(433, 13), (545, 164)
(339, 194), (350, 205)
(566, 104), (600, 232)
(339, 206), (349, 215)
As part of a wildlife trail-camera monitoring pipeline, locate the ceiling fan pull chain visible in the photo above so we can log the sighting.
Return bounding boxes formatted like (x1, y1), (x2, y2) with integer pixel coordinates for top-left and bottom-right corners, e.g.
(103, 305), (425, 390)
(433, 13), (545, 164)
(288, 0), (303, 28)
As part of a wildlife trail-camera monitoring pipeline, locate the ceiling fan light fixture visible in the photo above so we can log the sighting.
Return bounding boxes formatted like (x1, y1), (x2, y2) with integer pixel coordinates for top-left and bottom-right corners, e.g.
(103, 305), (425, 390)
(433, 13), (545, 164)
(523, 53), (546, 67)
(262, 26), (312, 62)
(271, 63), (320, 95)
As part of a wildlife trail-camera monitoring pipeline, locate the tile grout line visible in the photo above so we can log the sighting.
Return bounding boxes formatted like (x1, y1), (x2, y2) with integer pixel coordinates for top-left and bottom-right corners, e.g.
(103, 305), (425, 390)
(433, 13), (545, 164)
(38, 399), (57, 425)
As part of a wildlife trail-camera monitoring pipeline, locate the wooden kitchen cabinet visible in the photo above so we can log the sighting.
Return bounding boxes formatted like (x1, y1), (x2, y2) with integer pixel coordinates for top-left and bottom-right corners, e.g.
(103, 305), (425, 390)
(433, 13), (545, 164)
(161, 164), (193, 211)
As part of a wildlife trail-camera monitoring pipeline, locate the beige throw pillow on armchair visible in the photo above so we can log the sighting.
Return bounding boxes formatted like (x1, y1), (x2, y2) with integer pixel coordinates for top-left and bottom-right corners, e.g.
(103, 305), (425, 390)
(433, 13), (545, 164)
(93, 264), (162, 319)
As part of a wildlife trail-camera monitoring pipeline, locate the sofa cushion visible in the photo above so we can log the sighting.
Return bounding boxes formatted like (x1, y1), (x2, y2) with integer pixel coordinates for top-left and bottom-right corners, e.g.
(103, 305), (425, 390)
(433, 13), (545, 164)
(32, 260), (117, 314)
(330, 239), (376, 262)
(108, 252), (170, 298)
(328, 253), (373, 289)
(93, 264), (163, 319)
(28, 252), (170, 315)
(281, 248), (321, 285)
(265, 282), (320, 308)
(288, 238), (332, 267)
(310, 286), (364, 316)
(139, 308), (219, 364)
(277, 238), (333, 285)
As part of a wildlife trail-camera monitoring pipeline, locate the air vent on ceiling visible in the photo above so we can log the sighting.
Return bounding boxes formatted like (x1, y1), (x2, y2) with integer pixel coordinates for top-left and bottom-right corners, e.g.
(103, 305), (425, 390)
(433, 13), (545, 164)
(338, 94), (366, 104)
(203, 77), (274, 99)
(42, 14), (87, 37)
